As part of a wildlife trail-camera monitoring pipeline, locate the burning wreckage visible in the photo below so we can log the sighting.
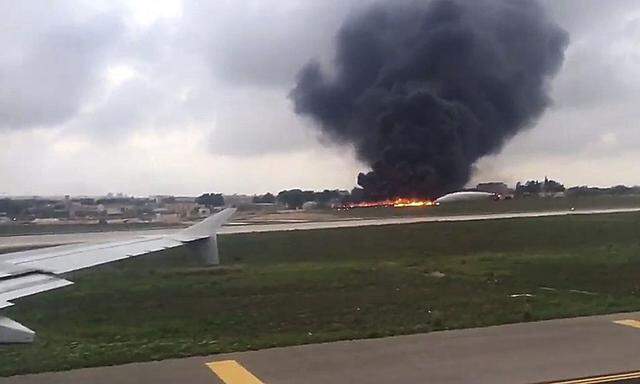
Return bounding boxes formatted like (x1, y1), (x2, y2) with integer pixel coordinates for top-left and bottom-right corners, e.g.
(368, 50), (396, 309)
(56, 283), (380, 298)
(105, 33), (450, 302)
(292, 0), (568, 205)
(338, 191), (497, 210)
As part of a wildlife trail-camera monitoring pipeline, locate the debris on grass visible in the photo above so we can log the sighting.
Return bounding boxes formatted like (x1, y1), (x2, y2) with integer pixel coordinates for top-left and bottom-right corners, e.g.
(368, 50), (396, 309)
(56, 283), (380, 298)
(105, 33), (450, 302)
(569, 289), (598, 296)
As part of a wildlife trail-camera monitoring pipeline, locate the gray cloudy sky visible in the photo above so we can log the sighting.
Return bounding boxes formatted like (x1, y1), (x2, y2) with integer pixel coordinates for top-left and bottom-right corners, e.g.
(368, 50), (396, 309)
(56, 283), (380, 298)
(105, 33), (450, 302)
(1, 0), (639, 196)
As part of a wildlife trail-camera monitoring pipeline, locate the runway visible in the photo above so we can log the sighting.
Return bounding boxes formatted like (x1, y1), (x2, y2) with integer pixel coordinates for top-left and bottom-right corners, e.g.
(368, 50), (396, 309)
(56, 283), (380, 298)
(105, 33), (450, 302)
(3, 311), (640, 383)
(2, 207), (639, 251)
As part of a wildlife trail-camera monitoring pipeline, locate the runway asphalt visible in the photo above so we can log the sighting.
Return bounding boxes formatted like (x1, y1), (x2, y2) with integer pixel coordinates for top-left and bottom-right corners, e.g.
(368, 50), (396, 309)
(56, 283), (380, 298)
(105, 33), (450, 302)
(2, 311), (640, 383)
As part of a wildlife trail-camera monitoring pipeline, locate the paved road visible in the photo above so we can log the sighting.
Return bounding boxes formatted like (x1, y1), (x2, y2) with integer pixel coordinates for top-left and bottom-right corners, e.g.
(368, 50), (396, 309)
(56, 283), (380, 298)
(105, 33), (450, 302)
(2, 312), (640, 384)
(2, 207), (640, 250)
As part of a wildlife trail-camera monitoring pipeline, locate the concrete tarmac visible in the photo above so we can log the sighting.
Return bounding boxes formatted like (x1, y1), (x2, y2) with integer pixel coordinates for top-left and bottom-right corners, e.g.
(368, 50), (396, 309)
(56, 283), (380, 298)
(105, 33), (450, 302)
(3, 311), (640, 384)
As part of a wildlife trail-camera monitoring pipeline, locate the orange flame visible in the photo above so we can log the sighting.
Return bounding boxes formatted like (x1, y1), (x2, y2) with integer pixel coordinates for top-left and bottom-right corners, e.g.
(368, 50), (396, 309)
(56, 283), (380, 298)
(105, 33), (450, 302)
(391, 198), (435, 208)
(341, 198), (434, 209)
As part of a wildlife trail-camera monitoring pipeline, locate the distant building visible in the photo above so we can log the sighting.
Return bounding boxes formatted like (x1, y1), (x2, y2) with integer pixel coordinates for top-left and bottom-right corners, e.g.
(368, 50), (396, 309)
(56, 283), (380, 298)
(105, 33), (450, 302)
(154, 212), (180, 224)
(99, 203), (138, 218)
(149, 195), (175, 205)
(165, 197), (198, 219)
(72, 204), (100, 218)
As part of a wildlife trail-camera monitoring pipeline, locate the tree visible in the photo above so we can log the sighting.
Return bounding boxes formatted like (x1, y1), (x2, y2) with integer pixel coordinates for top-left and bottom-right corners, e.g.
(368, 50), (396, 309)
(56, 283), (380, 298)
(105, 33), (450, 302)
(196, 193), (225, 207)
(542, 179), (565, 193)
(515, 178), (565, 197)
(277, 189), (308, 209)
(315, 189), (341, 207)
(0, 199), (30, 217)
(515, 180), (542, 196)
(253, 193), (276, 204)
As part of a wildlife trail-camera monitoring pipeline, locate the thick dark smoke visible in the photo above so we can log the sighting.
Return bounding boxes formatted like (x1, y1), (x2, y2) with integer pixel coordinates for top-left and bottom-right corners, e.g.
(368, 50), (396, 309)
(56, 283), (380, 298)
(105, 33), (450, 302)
(291, 0), (568, 200)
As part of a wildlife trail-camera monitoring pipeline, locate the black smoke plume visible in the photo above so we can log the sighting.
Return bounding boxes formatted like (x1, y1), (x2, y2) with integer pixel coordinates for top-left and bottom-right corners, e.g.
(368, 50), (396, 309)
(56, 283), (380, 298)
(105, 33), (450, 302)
(292, 0), (568, 200)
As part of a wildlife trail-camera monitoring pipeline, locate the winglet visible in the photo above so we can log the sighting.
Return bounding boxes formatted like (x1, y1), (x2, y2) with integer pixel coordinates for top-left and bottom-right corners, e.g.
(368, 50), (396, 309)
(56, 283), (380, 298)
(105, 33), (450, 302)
(0, 316), (35, 343)
(171, 208), (237, 265)
(172, 208), (237, 243)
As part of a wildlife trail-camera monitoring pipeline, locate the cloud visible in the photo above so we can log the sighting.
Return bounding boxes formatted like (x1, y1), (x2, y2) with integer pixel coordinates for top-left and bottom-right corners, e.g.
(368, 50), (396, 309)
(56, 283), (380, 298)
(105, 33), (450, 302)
(0, 126), (363, 196)
(469, 0), (640, 186)
(0, 1), (125, 130)
(2, 0), (640, 195)
(0, 1), (384, 152)
(180, 0), (379, 88)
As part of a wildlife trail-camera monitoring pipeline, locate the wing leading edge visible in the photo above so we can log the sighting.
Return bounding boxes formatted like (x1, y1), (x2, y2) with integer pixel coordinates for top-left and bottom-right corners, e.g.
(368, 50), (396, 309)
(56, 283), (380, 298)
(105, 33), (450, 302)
(0, 208), (236, 343)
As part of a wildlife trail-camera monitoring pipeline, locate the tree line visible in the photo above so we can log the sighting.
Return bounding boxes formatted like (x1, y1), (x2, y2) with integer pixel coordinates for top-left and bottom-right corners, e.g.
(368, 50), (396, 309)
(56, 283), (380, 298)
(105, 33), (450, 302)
(252, 189), (348, 210)
(515, 177), (565, 196)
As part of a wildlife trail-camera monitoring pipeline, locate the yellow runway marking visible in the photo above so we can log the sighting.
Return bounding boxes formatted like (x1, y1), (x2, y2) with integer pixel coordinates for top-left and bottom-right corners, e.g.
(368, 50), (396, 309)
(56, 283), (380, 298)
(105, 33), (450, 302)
(547, 371), (640, 383)
(207, 360), (265, 384)
(613, 319), (640, 329)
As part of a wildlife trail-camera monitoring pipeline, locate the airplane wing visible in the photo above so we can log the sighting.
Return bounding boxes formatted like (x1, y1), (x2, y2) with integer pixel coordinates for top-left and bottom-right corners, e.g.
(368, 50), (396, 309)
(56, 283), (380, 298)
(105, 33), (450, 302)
(0, 208), (236, 343)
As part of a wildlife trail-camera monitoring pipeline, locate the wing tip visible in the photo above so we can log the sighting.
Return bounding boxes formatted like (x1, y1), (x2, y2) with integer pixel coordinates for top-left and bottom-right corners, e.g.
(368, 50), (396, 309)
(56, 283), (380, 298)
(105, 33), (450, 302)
(0, 316), (35, 344)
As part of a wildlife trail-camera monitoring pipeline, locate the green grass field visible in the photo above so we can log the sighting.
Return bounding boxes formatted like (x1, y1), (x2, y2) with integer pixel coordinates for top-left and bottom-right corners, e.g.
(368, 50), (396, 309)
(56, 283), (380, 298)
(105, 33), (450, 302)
(2, 212), (640, 376)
